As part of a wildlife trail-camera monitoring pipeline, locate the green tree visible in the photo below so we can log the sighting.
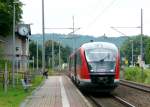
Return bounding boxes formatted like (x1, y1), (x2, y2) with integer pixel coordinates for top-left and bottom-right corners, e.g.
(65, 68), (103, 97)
(29, 41), (42, 67)
(145, 38), (150, 64)
(0, 0), (23, 36)
(45, 40), (71, 68)
(120, 35), (150, 65)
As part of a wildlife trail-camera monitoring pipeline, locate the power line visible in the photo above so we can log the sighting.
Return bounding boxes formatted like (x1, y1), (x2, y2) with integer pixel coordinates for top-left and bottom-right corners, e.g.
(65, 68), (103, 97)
(82, 0), (117, 31)
(110, 26), (141, 36)
(110, 26), (128, 36)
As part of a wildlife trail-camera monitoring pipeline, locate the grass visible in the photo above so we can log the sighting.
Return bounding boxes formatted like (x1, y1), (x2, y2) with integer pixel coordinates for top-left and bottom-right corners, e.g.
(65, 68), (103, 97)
(124, 66), (150, 84)
(0, 75), (44, 107)
(144, 69), (150, 84)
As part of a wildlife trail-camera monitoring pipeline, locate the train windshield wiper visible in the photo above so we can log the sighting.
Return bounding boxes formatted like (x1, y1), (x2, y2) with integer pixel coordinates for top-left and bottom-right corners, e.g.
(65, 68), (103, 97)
(99, 59), (104, 62)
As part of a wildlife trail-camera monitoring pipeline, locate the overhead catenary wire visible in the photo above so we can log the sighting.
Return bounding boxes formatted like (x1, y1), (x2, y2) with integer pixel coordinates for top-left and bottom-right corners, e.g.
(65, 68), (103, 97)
(110, 26), (128, 36)
(80, 0), (117, 32)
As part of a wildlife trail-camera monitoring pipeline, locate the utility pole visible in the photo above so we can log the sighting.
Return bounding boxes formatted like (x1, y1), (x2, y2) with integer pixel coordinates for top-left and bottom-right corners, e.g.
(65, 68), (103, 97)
(36, 40), (38, 71)
(140, 8), (144, 81)
(45, 17), (80, 53)
(72, 16), (75, 51)
(132, 41), (134, 66)
(49, 57), (51, 69)
(59, 41), (61, 70)
(45, 17), (80, 71)
(27, 34), (30, 78)
(12, 1), (17, 88)
(52, 35), (54, 72)
(32, 56), (34, 71)
(131, 40), (134, 66)
(110, 26), (142, 67)
(42, 0), (45, 73)
(4, 62), (8, 93)
(140, 8), (143, 63)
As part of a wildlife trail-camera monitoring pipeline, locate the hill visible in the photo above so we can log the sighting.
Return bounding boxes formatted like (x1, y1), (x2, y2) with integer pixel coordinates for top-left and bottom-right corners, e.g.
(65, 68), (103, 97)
(30, 33), (128, 49)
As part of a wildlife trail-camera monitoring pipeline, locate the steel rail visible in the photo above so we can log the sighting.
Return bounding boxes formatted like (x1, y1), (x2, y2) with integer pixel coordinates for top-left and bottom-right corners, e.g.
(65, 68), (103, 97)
(89, 95), (135, 107)
(113, 96), (135, 107)
(89, 96), (102, 107)
(120, 79), (150, 93)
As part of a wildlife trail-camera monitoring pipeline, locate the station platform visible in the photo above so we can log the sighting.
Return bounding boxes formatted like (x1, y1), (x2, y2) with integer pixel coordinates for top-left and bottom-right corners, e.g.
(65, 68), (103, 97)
(20, 76), (92, 107)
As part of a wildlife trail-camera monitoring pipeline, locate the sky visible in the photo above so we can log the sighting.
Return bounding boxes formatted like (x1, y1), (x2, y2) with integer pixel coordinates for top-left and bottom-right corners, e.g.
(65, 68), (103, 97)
(20, 0), (150, 37)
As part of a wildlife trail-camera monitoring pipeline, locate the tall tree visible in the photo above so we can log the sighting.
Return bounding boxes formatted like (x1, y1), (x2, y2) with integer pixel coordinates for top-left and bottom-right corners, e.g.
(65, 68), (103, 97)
(29, 41), (42, 67)
(0, 0), (23, 36)
(145, 38), (150, 64)
(45, 40), (71, 68)
(120, 35), (150, 65)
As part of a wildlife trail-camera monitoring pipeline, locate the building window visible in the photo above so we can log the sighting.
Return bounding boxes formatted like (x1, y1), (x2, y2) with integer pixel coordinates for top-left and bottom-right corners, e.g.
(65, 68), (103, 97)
(16, 47), (19, 51)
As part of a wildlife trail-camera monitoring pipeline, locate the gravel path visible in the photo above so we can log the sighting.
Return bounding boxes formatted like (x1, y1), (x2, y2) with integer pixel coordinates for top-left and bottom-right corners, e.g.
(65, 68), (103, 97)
(113, 85), (150, 107)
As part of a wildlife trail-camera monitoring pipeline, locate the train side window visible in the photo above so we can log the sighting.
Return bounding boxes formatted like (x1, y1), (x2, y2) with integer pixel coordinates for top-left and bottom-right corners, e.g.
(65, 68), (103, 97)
(69, 58), (71, 70)
(71, 58), (73, 68)
(76, 51), (82, 65)
(71, 57), (75, 68)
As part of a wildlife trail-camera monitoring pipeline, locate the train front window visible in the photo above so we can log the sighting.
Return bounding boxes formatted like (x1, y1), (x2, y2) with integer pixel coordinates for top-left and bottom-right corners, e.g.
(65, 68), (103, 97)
(85, 48), (117, 72)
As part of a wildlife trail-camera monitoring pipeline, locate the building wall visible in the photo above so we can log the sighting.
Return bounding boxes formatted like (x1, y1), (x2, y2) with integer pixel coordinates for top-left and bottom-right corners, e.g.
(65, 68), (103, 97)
(0, 37), (6, 59)
(3, 35), (29, 72)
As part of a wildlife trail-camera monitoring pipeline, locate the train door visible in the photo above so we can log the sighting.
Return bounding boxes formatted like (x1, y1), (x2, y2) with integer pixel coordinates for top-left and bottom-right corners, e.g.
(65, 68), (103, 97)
(74, 54), (77, 83)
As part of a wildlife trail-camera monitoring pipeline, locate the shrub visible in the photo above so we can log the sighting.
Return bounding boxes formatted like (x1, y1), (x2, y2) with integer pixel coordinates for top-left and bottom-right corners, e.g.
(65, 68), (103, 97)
(124, 67), (148, 83)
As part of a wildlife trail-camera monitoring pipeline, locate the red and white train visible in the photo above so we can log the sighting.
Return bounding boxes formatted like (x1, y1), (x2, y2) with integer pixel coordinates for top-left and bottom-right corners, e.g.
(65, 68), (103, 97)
(68, 42), (120, 92)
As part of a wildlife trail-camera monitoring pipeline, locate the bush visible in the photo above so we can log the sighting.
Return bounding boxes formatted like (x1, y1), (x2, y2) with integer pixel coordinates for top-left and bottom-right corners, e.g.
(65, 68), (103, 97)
(0, 60), (12, 72)
(124, 67), (148, 83)
(144, 70), (150, 84)
(0, 75), (44, 107)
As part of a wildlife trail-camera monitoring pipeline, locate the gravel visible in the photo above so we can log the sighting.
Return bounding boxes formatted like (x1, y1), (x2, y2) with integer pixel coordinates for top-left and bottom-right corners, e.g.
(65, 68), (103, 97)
(113, 85), (150, 107)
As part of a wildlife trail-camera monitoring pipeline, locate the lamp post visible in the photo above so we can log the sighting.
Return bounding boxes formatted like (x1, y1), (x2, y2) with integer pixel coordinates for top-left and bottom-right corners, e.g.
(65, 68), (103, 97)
(132, 40), (134, 66)
(36, 40), (39, 71)
(52, 35), (54, 72)
(12, 1), (20, 88)
(110, 27), (138, 66)
(72, 16), (75, 51)
(130, 40), (134, 66)
(59, 41), (61, 70)
(42, 0), (45, 73)
(32, 56), (34, 71)
(140, 8), (144, 81)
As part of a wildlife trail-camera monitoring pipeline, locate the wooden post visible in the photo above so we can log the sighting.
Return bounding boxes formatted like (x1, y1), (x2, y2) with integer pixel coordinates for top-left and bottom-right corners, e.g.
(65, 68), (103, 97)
(16, 60), (18, 84)
(4, 62), (8, 94)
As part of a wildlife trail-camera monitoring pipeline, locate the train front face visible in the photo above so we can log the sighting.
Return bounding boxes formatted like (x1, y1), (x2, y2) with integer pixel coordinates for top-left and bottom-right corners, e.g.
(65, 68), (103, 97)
(81, 42), (120, 91)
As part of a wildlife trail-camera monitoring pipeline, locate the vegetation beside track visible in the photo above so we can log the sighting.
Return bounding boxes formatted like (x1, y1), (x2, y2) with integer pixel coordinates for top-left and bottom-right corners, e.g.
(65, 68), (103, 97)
(0, 75), (44, 107)
(124, 67), (150, 84)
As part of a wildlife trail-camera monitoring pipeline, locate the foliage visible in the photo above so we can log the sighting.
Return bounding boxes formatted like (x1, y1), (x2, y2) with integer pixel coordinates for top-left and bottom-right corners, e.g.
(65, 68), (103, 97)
(120, 35), (150, 65)
(45, 40), (71, 68)
(144, 69), (150, 84)
(0, 45), (4, 59)
(0, 60), (12, 72)
(29, 41), (42, 67)
(0, 0), (23, 36)
(124, 67), (150, 84)
(145, 38), (150, 64)
(29, 40), (71, 69)
(0, 45), (12, 71)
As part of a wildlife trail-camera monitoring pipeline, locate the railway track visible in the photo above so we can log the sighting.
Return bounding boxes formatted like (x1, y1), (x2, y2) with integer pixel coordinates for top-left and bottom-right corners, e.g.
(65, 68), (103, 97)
(88, 94), (135, 107)
(120, 79), (150, 93)
(85, 80), (150, 107)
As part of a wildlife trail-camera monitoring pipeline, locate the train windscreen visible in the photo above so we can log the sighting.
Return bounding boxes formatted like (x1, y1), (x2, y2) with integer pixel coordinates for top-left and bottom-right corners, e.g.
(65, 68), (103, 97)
(85, 48), (117, 72)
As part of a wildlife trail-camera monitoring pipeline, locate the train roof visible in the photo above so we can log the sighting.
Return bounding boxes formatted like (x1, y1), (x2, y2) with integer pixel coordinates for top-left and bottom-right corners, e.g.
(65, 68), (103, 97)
(81, 42), (118, 51)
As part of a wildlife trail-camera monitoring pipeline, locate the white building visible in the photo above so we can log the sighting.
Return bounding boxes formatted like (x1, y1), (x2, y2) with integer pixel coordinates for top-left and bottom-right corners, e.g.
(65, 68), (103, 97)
(0, 24), (31, 72)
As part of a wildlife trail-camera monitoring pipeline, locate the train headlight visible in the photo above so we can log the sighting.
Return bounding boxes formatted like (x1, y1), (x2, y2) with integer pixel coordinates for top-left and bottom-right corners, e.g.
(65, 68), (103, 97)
(110, 69), (114, 72)
(90, 69), (94, 72)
